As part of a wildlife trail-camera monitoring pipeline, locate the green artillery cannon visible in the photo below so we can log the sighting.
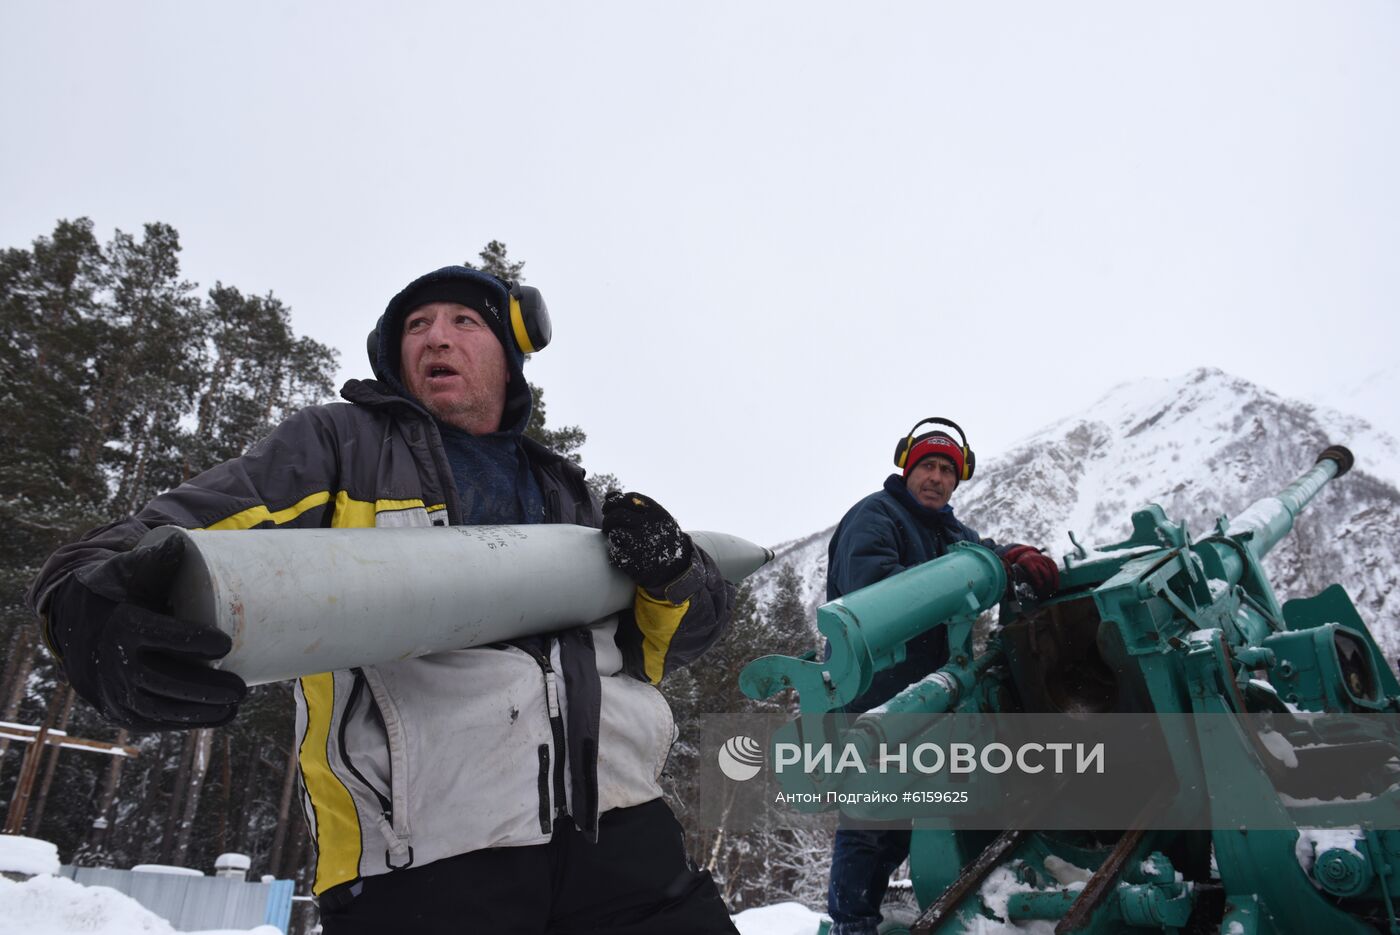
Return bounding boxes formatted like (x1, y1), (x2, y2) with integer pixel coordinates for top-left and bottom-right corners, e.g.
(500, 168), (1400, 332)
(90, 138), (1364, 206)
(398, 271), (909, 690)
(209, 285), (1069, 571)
(741, 446), (1400, 934)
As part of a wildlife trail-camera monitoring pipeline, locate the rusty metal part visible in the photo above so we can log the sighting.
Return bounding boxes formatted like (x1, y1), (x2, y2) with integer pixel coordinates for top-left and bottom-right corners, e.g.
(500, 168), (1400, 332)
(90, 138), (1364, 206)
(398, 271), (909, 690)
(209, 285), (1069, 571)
(1053, 826), (1149, 933)
(912, 829), (1029, 934)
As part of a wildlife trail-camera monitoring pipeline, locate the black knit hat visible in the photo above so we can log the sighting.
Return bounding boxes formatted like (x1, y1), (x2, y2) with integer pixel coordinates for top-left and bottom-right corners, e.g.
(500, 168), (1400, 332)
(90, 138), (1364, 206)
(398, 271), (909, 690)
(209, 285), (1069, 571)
(367, 265), (531, 430)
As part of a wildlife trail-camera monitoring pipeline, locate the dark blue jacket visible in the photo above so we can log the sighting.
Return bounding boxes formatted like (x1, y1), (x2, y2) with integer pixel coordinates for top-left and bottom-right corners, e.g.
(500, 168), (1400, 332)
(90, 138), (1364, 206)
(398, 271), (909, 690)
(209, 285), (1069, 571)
(827, 474), (999, 712)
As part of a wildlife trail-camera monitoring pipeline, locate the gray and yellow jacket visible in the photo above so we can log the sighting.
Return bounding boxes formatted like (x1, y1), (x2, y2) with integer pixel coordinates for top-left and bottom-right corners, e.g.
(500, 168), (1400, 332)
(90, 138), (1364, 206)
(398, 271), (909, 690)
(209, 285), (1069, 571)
(29, 379), (733, 896)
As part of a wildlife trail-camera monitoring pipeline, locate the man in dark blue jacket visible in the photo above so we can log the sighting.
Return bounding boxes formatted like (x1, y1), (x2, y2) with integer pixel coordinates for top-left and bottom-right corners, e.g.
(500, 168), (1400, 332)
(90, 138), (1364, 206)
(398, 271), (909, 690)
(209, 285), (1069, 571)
(824, 420), (1057, 935)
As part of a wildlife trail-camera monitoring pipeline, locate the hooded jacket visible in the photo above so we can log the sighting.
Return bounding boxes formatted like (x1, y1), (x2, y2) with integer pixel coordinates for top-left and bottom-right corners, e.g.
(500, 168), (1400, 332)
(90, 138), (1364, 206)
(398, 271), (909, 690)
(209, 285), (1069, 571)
(826, 474), (999, 713)
(29, 274), (733, 897)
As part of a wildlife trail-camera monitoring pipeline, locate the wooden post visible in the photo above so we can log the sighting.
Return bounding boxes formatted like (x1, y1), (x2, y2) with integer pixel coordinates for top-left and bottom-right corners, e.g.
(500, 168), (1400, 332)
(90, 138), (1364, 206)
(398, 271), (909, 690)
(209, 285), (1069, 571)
(0, 716), (141, 835)
(29, 684), (77, 834)
(3, 700), (59, 835)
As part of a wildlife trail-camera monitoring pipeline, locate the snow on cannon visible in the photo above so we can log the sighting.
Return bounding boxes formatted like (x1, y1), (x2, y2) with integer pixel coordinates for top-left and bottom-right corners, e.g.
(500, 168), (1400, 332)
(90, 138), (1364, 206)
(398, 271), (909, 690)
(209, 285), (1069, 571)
(141, 524), (773, 685)
(740, 446), (1400, 934)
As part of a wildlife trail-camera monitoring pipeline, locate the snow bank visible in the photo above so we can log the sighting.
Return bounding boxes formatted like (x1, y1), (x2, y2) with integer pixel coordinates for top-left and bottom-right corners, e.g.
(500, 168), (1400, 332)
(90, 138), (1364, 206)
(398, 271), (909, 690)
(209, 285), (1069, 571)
(731, 902), (824, 935)
(0, 835), (60, 876)
(0, 874), (281, 935)
(961, 919), (1058, 934)
(728, 899), (1065, 934)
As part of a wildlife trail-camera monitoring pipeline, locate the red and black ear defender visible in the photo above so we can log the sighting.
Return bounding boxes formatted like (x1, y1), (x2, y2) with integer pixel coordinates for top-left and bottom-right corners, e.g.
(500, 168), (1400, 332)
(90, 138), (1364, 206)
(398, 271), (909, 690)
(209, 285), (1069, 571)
(892, 417), (976, 482)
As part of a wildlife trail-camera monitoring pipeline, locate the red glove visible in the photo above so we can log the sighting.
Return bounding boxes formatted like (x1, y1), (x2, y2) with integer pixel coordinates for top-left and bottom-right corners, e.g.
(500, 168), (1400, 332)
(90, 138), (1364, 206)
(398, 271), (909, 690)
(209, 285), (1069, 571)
(1001, 545), (1059, 601)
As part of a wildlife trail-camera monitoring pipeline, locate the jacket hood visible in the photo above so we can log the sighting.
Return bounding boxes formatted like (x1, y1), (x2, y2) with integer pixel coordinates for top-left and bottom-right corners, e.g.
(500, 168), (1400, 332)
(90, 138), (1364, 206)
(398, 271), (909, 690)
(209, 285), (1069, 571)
(368, 265), (532, 433)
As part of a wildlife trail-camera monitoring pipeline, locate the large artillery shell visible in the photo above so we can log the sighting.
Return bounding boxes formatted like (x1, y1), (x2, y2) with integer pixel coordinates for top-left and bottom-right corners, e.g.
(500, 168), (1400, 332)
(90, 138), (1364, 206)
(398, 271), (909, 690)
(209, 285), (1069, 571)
(140, 524), (773, 685)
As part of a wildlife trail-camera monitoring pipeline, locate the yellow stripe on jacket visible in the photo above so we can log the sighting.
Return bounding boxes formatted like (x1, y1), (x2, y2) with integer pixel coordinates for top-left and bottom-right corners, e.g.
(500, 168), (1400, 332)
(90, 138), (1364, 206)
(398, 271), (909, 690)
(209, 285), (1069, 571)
(632, 589), (692, 685)
(203, 491), (332, 530)
(299, 672), (362, 894)
(332, 491), (446, 527)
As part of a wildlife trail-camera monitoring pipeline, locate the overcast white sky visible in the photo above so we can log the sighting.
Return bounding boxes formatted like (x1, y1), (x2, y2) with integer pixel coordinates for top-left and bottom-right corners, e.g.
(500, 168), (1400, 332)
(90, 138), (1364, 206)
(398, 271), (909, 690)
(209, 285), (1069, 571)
(3, 2), (1397, 546)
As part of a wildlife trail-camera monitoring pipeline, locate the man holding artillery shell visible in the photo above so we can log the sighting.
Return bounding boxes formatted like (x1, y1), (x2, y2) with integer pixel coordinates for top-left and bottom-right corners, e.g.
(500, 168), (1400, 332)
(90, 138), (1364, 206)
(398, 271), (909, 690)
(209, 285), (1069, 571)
(30, 265), (742, 933)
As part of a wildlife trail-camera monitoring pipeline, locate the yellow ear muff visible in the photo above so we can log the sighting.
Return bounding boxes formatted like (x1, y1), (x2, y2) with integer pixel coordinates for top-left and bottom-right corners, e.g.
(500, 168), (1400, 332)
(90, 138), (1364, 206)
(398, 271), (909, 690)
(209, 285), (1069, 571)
(893, 432), (916, 469)
(506, 283), (551, 354)
(509, 294), (536, 354)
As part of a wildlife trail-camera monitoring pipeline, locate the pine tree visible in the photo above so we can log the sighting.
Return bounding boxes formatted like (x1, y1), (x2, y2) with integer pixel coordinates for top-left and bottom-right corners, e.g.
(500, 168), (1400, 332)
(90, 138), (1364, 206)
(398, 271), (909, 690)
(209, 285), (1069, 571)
(766, 562), (816, 658)
(0, 219), (118, 792)
(0, 218), (337, 896)
(470, 240), (525, 282)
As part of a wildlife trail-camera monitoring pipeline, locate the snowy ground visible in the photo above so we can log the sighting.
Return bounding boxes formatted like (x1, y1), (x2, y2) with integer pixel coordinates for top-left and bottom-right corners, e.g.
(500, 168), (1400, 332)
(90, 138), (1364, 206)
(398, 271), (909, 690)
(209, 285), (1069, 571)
(2, 874), (824, 935)
(0, 875), (281, 935)
(0, 875), (1061, 934)
(1, 836), (1059, 934)
(0, 835), (277, 935)
(730, 902), (1051, 934)
(732, 902), (825, 934)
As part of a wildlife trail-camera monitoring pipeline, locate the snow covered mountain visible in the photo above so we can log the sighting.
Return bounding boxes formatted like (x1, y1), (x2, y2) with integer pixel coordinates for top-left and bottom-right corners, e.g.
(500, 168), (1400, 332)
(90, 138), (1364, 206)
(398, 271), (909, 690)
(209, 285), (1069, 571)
(751, 367), (1400, 660)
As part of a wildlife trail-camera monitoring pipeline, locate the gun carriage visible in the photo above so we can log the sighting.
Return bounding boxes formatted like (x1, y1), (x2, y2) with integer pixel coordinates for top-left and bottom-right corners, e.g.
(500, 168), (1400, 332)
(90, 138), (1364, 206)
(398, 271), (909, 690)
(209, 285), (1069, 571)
(741, 446), (1400, 934)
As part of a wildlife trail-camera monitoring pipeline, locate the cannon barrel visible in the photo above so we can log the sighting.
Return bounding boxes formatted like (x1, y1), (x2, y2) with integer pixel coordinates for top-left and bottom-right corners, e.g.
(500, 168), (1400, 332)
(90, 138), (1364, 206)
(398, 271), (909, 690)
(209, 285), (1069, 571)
(739, 541), (1006, 710)
(1226, 445), (1352, 556)
(142, 524), (773, 685)
(828, 542), (1005, 666)
(1204, 445), (1354, 586)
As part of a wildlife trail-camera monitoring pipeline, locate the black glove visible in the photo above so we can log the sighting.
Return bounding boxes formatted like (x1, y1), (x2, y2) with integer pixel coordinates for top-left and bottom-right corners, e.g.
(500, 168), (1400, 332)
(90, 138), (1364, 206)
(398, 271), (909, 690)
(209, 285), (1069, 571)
(45, 534), (247, 730)
(1000, 544), (1060, 602)
(601, 491), (694, 590)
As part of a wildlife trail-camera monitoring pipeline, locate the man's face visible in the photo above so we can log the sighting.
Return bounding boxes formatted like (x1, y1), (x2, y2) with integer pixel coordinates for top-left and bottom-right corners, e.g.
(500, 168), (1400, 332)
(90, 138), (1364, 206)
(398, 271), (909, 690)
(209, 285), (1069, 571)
(905, 454), (958, 511)
(400, 302), (509, 434)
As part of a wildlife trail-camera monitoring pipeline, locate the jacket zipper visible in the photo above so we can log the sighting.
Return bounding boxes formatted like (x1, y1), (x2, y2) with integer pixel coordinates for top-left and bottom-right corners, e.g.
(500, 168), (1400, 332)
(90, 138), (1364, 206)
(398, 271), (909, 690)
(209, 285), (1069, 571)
(536, 745), (552, 834)
(338, 669), (394, 822)
(523, 645), (569, 828)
